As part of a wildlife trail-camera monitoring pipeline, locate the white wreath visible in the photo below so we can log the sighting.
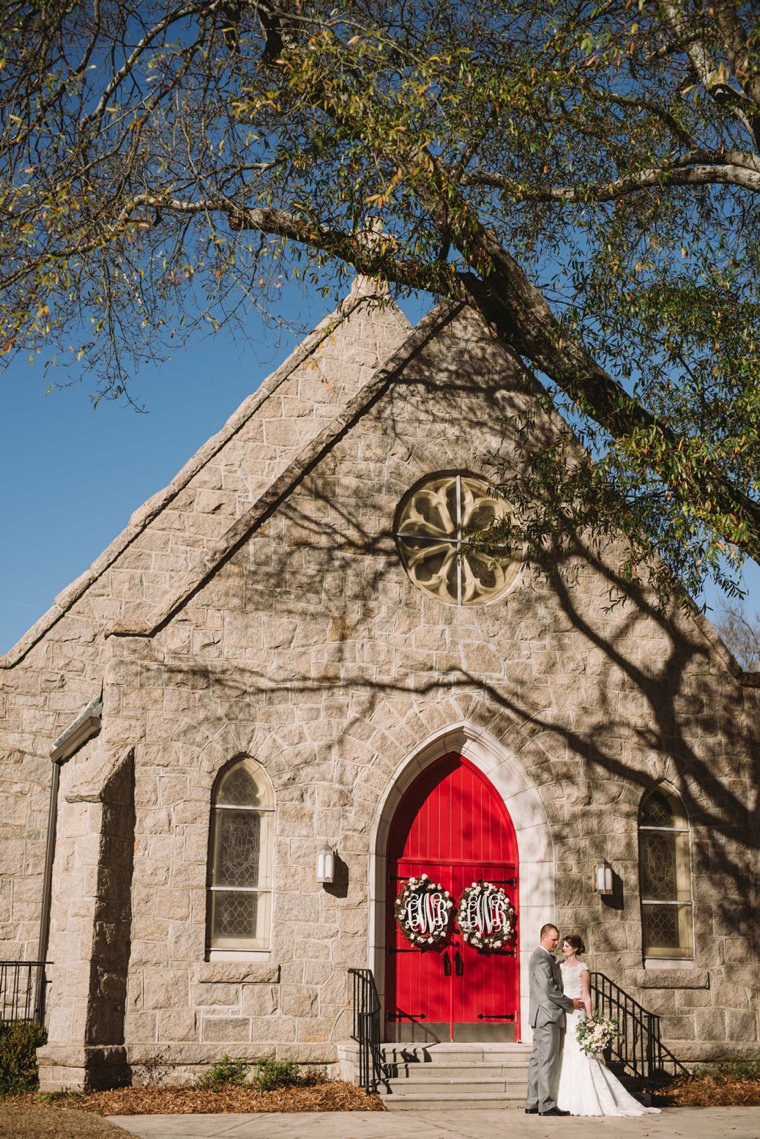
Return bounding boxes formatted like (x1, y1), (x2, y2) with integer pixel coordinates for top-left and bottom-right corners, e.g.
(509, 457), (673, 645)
(394, 874), (454, 947)
(456, 881), (516, 950)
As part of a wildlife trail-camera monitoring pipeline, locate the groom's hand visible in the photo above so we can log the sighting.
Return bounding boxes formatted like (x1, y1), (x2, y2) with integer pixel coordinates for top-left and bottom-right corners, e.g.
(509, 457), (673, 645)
(572, 998), (584, 1010)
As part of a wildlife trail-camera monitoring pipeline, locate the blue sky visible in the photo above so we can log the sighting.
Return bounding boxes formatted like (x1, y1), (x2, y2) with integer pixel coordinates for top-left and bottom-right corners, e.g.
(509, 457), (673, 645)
(1, 283), (758, 654)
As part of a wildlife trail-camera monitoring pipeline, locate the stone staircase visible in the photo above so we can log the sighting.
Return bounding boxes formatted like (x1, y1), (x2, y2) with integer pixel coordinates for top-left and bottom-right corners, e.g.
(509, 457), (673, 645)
(368, 1042), (532, 1111)
(338, 1040), (655, 1111)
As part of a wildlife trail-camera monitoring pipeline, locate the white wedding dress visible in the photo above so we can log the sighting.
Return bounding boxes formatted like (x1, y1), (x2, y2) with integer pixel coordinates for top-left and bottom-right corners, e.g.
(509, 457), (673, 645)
(556, 961), (660, 1117)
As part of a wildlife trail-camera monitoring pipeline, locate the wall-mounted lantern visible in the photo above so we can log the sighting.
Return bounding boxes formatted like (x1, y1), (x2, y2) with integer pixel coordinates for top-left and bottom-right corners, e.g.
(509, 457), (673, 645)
(316, 843), (335, 885)
(594, 859), (614, 896)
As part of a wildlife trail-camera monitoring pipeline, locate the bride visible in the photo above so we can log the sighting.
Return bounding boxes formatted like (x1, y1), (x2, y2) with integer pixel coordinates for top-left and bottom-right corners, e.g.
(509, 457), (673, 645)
(556, 934), (661, 1117)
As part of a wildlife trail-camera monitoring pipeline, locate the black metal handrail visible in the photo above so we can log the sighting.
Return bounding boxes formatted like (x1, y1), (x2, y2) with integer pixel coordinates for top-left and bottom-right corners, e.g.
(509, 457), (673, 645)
(590, 971), (688, 1081)
(348, 968), (390, 1094)
(0, 961), (49, 1025)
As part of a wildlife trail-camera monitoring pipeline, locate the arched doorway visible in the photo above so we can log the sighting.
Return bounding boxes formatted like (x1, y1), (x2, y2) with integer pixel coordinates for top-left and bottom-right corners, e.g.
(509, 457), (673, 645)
(385, 752), (519, 1043)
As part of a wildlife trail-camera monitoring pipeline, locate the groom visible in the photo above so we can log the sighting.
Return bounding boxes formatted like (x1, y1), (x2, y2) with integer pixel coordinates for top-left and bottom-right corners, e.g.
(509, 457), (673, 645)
(525, 923), (583, 1117)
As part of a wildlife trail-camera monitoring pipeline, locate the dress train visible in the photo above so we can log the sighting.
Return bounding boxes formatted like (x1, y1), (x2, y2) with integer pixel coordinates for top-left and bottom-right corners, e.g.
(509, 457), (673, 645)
(556, 962), (661, 1117)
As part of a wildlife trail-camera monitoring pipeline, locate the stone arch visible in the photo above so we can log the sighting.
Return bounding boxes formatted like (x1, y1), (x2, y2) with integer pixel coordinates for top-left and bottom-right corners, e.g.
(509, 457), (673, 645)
(369, 720), (555, 1041)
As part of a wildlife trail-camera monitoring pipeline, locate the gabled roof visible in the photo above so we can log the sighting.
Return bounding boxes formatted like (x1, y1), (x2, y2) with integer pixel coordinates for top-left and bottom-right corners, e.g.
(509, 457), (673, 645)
(3, 288), (756, 692)
(108, 300), (466, 640)
(0, 289), (411, 668)
(102, 295), (760, 693)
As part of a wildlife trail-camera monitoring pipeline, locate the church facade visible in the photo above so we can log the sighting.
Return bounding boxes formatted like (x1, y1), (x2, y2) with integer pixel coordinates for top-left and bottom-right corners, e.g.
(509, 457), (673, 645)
(1, 289), (758, 1092)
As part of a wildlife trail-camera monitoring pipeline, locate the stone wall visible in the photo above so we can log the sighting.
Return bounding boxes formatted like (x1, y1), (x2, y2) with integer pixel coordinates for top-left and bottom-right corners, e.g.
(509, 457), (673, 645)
(37, 742), (135, 1090)
(36, 304), (758, 1088)
(0, 746), (50, 959)
(0, 296), (411, 962)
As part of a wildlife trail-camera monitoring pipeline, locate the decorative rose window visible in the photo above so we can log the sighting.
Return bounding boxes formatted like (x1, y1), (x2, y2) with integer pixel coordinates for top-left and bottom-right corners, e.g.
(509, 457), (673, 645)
(395, 473), (520, 606)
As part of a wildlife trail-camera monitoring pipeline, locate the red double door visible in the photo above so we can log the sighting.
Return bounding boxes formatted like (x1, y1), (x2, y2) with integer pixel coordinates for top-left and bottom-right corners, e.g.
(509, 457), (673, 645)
(385, 753), (520, 1043)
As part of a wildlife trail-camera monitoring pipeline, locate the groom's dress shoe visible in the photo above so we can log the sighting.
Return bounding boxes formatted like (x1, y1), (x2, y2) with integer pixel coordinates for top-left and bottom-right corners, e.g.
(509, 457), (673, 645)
(540, 1107), (571, 1116)
(525, 1108), (539, 1114)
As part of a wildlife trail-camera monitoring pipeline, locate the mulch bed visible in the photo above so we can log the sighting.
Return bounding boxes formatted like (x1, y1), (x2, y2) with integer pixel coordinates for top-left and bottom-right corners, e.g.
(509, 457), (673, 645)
(3, 1080), (384, 1116)
(648, 1075), (760, 1107)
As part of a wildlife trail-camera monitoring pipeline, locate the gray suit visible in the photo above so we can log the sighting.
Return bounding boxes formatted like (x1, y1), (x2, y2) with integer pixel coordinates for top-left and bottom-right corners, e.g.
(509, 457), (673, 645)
(525, 945), (574, 1113)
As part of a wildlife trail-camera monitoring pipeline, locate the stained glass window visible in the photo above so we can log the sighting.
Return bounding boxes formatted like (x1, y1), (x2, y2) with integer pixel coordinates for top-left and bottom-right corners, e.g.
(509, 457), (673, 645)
(639, 784), (692, 959)
(640, 791), (673, 828)
(395, 474), (521, 606)
(208, 758), (274, 952)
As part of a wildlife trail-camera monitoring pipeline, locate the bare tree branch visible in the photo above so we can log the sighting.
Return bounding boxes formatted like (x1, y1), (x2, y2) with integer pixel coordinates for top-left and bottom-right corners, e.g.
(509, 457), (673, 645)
(462, 154), (760, 201)
(663, 0), (760, 147)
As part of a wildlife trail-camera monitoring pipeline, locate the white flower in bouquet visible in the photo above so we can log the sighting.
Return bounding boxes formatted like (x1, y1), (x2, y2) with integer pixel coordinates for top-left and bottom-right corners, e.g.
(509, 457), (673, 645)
(576, 1012), (619, 1056)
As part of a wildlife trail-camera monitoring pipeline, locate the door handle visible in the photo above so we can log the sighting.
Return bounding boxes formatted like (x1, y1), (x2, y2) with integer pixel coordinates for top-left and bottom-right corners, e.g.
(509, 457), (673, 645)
(443, 951), (452, 976)
(455, 950), (464, 976)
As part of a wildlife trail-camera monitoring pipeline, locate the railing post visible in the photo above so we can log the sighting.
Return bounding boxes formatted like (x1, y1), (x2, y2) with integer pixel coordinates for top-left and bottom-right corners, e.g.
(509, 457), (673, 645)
(348, 968), (388, 1096)
(646, 1012), (655, 1081)
(590, 970), (687, 1081)
(0, 962), (47, 1026)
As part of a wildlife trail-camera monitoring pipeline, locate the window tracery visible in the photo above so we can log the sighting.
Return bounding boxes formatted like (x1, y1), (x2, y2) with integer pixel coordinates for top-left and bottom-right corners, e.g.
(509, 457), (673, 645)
(638, 784), (693, 959)
(395, 473), (520, 606)
(207, 757), (274, 952)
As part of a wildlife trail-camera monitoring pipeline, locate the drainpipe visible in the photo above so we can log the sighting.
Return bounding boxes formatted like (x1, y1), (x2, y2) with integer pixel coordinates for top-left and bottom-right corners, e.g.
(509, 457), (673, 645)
(35, 758), (61, 1021)
(36, 695), (103, 1022)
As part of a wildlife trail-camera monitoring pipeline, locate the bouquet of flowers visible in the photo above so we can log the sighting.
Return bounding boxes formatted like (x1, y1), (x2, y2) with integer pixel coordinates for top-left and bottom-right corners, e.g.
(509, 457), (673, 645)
(576, 1013), (619, 1056)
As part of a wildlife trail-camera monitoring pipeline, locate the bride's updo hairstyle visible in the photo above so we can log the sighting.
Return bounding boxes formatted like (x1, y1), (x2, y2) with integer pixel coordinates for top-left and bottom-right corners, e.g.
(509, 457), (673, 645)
(563, 934), (586, 955)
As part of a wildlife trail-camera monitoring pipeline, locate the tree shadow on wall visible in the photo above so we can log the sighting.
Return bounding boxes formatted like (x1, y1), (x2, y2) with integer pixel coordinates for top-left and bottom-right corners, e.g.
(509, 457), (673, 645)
(148, 334), (760, 959)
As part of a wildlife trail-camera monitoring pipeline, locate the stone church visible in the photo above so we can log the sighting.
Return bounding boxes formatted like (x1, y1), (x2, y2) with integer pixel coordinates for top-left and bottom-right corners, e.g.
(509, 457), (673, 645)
(1, 283), (758, 1094)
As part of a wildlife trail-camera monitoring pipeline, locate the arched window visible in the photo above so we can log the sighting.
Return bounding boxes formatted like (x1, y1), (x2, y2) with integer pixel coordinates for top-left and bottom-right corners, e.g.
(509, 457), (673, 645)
(207, 757), (275, 952)
(638, 785), (693, 960)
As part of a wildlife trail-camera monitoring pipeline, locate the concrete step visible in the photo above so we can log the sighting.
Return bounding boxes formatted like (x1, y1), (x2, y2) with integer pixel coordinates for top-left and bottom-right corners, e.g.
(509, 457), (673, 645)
(378, 1043), (531, 1111)
(379, 1042), (532, 1051)
(379, 1043), (532, 1066)
(381, 1090), (526, 1111)
(388, 1074), (527, 1088)
(388, 1066), (528, 1082)
(337, 1039), (532, 1103)
(385, 1083), (526, 1101)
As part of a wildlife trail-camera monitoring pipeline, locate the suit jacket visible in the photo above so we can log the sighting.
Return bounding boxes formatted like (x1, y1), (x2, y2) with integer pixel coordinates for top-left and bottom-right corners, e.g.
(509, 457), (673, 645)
(529, 946), (574, 1028)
